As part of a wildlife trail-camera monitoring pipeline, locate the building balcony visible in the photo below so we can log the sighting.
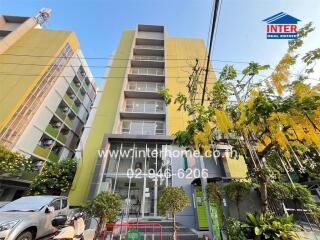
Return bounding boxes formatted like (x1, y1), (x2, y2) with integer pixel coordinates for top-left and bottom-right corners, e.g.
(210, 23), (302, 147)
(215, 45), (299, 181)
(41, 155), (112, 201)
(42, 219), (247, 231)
(33, 145), (50, 158)
(125, 81), (164, 99)
(71, 103), (80, 114)
(128, 67), (165, 82)
(64, 116), (73, 129)
(121, 99), (165, 120)
(55, 108), (67, 121)
(131, 55), (164, 68)
(63, 94), (74, 107)
(120, 120), (165, 136)
(45, 124), (60, 138)
(133, 45), (164, 56)
(70, 80), (81, 93)
(57, 133), (67, 144)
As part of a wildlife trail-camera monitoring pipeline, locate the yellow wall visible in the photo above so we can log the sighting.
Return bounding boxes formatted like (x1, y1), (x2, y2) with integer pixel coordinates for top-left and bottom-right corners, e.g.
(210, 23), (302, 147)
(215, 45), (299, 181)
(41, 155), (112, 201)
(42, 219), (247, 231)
(68, 30), (135, 206)
(226, 155), (248, 178)
(165, 37), (216, 134)
(0, 29), (79, 132)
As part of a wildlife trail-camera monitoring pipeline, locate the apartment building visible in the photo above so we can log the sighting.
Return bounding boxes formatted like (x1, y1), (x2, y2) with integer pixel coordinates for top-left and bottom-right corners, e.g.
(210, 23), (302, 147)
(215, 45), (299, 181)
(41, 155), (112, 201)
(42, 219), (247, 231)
(0, 9), (97, 200)
(69, 24), (247, 230)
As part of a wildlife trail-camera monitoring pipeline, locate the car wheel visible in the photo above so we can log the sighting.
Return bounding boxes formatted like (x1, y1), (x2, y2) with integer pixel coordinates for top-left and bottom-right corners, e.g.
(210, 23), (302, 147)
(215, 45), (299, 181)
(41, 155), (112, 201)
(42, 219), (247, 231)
(16, 231), (34, 240)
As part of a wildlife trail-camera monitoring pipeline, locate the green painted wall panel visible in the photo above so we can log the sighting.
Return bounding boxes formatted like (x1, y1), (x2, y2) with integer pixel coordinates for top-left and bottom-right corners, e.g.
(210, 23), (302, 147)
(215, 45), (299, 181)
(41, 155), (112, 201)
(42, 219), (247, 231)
(68, 30), (135, 206)
(194, 186), (209, 230)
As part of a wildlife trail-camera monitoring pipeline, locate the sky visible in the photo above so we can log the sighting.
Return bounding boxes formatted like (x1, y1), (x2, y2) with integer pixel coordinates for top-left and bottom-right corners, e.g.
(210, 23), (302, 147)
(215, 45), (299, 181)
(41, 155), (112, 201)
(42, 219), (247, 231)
(0, 0), (319, 87)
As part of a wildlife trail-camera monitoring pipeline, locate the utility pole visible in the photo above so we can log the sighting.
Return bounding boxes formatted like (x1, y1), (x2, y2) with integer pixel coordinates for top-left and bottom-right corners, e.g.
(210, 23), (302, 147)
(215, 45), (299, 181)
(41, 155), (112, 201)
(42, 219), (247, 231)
(201, 0), (220, 105)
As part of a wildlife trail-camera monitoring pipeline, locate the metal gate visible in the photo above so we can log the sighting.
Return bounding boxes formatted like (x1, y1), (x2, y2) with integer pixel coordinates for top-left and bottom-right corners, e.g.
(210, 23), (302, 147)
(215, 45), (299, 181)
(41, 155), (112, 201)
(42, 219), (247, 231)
(102, 223), (163, 240)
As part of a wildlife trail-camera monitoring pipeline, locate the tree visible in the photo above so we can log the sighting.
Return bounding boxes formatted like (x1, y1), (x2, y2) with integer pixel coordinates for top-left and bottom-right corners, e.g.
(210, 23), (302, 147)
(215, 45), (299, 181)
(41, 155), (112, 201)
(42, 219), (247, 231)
(224, 181), (251, 218)
(0, 145), (32, 176)
(85, 191), (122, 240)
(27, 158), (77, 195)
(160, 22), (320, 212)
(158, 187), (190, 240)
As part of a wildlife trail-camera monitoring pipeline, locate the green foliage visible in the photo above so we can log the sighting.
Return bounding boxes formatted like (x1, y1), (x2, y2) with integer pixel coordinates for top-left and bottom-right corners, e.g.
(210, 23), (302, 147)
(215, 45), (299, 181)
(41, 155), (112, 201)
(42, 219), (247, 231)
(288, 22), (314, 51)
(244, 212), (300, 240)
(267, 182), (318, 208)
(224, 181), (251, 217)
(85, 191), (122, 223)
(0, 145), (33, 176)
(158, 186), (190, 216)
(174, 130), (194, 146)
(86, 191), (122, 240)
(242, 62), (270, 76)
(218, 65), (237, 81)
(226, 218), (247, 240)
(174, 92), (188, 111)
(224, 181), (251, 203)
(159, 88), (172, 105)
(27, 158), (77, 195)
(206, 182), (222, 203)
(267, 182), (292, 202)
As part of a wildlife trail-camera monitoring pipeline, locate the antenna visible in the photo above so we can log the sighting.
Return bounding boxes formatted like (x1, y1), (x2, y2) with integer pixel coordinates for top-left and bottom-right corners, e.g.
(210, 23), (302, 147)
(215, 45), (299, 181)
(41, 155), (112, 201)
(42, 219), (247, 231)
(34, 8), (52, 26)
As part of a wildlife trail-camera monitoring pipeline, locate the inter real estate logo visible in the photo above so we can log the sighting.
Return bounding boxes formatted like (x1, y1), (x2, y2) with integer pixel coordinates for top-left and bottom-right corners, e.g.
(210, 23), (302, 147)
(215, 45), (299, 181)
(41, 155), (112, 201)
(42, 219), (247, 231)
(263, 12), (301, 39)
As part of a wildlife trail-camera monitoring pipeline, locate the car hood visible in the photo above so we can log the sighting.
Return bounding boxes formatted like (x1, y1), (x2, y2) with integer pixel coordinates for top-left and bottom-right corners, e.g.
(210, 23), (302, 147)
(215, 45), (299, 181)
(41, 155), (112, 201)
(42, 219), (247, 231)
(0, 212), (39, 224)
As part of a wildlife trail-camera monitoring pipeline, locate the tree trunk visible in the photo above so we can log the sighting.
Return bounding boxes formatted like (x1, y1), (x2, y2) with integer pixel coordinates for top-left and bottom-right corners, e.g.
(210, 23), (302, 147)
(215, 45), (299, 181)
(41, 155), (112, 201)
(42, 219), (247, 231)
(94, 219), (104, 240)
(173, 214), (177, 240)
(259, 177), (268, 213)
(236, 201), (241, 218)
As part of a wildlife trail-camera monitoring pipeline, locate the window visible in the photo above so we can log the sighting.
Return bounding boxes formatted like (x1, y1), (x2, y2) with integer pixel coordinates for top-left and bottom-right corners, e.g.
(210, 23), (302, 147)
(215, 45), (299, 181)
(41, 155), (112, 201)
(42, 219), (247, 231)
(61, 199), (68, 209)
(124, 99), (165, 113)
(50, 199), (61, 210)
(121, 120), (165, 135)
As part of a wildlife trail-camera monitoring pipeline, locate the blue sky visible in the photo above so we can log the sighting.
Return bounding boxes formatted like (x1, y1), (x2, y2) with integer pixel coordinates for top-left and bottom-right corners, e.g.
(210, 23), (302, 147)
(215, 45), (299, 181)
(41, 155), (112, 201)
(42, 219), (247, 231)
(1, 0), (319, 86)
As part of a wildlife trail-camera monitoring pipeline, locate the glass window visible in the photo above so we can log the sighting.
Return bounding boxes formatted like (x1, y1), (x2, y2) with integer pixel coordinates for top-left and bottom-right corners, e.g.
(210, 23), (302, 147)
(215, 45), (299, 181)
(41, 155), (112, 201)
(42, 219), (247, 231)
(143, 122), (155, 135)
(61, 199), (68, 209)
(50, 199), (61, 210)
(156, 122), (165, 135)
(122, 121), (130, 133)
(156, 101), (164, 112)
(131, 121), (143, 135)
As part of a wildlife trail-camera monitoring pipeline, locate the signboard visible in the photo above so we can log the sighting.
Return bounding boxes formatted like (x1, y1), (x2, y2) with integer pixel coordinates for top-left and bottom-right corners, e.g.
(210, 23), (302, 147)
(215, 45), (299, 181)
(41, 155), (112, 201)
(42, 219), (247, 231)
(125, 229), (141, 240)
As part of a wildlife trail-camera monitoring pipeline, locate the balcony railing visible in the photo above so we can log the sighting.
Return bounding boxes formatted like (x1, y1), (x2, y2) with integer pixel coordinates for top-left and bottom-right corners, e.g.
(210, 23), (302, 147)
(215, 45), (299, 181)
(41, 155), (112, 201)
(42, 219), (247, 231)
(135, 45), (164, 50)
(55, 108), (67, 121)
(48, 151), (60, 162)
(57, 133), (67, 144)
(130, 68), (164, 76)
(71, 104), (79, 114)
(65, 116), (73, 128)
(34, 145), (50, 158)
(127, 81), (164, 92)
(45, 125), (59, 138)
(124, 100), (165, 113)
(121, 120), (165, 135)
(70, 81), (80, 93)
(132, 55), (164, 61)
(63, 94), (74, 107)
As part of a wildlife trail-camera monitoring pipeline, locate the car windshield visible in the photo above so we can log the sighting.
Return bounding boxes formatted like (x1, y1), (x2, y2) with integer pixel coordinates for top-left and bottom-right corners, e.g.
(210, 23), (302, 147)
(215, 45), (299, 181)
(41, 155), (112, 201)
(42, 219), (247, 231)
(0, 196), (55, 212)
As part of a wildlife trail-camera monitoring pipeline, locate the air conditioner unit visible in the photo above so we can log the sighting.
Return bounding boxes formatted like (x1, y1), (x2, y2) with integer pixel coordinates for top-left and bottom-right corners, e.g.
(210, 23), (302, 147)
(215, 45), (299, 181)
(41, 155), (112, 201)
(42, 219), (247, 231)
(62, 107), (69, 112)
(43, 139), (53, 146)
(52, 122), (62, 128)
(70, 94), (76, 99)
(76, 82), (81, 87)
(80, 71), (86, 77)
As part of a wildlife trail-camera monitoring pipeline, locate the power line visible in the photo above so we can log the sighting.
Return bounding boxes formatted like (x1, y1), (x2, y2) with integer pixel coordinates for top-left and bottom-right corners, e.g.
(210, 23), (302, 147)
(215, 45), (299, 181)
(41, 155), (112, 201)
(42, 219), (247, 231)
(201, 0), (221, 105)
(0, 52), (265, 64)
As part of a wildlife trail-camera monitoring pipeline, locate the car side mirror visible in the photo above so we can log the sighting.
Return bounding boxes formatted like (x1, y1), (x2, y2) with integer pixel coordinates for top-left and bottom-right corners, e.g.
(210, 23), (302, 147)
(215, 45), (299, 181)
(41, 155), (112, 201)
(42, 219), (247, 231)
(52, 215), (67, 227)
(45, 206), (55, 214)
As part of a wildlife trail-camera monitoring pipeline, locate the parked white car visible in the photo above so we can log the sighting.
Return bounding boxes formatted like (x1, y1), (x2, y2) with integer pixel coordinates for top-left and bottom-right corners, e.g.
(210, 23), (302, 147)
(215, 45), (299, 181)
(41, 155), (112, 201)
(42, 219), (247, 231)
(0, 195), (69, 240)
